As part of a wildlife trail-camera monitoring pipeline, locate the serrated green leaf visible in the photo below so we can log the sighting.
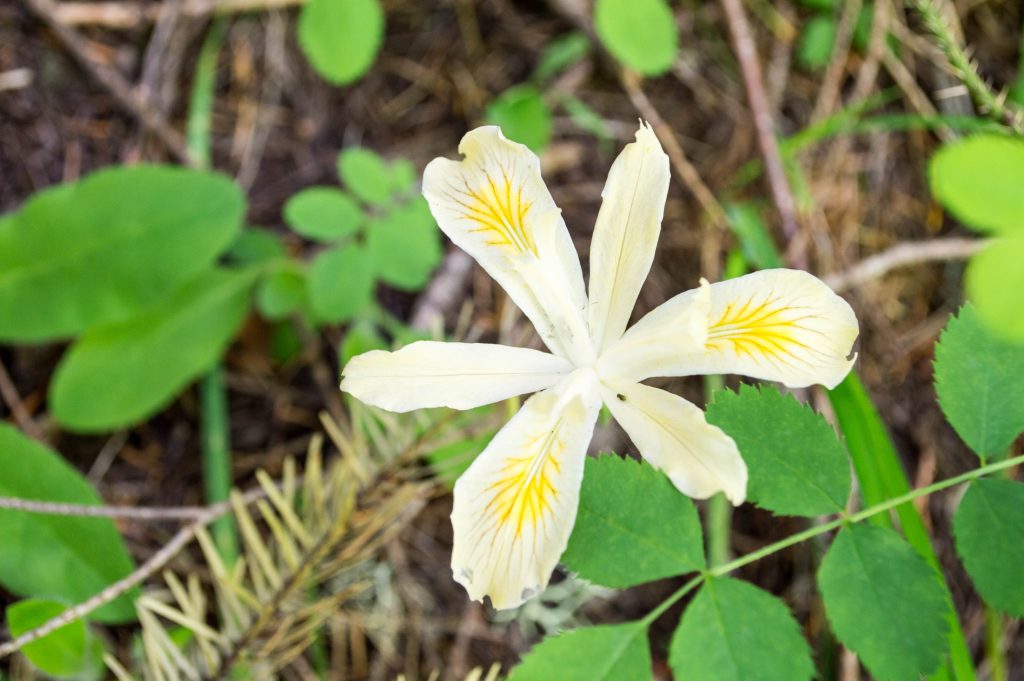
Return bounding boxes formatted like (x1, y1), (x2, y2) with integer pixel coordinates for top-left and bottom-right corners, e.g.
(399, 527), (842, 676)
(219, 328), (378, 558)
(562, 455), (703, 588)
(818, 524), (950, 681)
(366, 197), (442, 291)
(965, 237), (1024, 342)
(669, 577), (813, 681)
(594, 0), (678, 76)
(953, 478), (1024, 617)
(338, 148), (394, 206)
(797, 16), (837, 71)
(227, 227), (286, 265)
(284, 187), (362, 241)
(307, 242), (375, 323)
(507, 621), (651, 681)
(7, 599), (103, 680)
(724, 203), (784, 269)
(0, 166), (243, 342)
(929, 134), (1024, 235)
(51, 268), (256, 432)
(534, 32), (591, 83)
(705, 384), (850, 516)
(297, 0), (383, 85)
(256, 266), (307, 320)
(0, 425), (137, 623)
(485, 85), (553, 152)
(934, 304), (1024, 461)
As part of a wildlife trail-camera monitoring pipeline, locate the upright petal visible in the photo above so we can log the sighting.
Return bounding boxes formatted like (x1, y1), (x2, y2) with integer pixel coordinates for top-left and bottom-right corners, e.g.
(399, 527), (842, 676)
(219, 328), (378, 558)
(423, 127), (592, 364)
(588, 122), (671, 353)
(601, 380), (747, 505)
(341, 341), (572, 412)
(451, 369), (601, 609)
(606, 269), (859, 389)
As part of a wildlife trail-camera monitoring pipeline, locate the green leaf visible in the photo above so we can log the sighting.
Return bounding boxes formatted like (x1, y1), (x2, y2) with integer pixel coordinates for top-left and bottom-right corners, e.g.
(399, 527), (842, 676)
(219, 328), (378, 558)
(256, 265), (307, 320)
(7, 599), (103, 680)
(388, 158), (418, 195)
(594, 0), (678, 76)
(507, 621), (651, 681)
(227, 227), (286, 265)
(797, 16), (837, 71)
(724, 203), (784, 269)
(953, 478), (1024, 617)
(0, 166), (244, 342)
(965, 237), (1024, 342)
(366, 197), (442, 291)
(297, 0), (383, 86)
(51, 268), (257, 432)
(669, 577), (813, 681)
(0, 424), (137, 623)
(485, 85), (553, 151)
(534, 32), (591, 83)
(338, 148), (394, 206)
(561, 95), (613, 142)
(934, 304), (1024, 461)
(340, 321), (387, 366)
(929, 134), (1024, 235)
(818, 524), (950, 681)
(562, 455), (704, 588)
(284, 187), (362, 241)
(307, 242), (375, 323)
(705, 384), (850, 516)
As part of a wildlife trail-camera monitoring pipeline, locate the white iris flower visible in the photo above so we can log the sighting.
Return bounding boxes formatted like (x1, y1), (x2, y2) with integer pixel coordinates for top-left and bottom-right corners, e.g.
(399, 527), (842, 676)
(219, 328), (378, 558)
(341, 124), (859, 609)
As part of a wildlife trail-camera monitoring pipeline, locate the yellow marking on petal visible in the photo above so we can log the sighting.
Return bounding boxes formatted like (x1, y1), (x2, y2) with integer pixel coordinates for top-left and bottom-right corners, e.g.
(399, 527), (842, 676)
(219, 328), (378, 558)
(482, 420), (565, 536)
(449, 171), (537, 256)
(706, 295), (820, 367)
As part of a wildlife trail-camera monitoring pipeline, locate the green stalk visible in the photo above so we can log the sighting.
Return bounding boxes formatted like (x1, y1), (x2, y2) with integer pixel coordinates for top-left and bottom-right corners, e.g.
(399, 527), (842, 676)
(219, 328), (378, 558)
(703, 375), (731, 568)
(984, 606), (1007, 681)
(188, 18), (237, 562)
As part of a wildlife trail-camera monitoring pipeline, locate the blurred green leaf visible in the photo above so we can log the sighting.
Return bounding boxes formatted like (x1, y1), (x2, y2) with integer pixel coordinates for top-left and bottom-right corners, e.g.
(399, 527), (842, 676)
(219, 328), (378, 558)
(965, 238), (1024, 342)
(485, 85), (553, 151)
(852, 3), (874, 52)
(51, 268), (257, 432)
(0, 166), (244, 342)
(706, 384), (850, 516)
(388, 158), (418, 195)
(534, 32), (591, 83)
(507, 621), (651, 681)
(0, 424), (137, 623)
(796, 0), (835, 9)
(953, 478), (1024, 617)
(338, 148), (394, 206)
(724, 203), (783, 269)
(594, 0), (678, 76)
(819, 524), (950, 681)
(561, 95), (613, 142)
(797, 16), (837, 71)
(284, 187), (362, 241)
(669, 577), (814, 681)
(227, 227), (286, 265)
(308, 242), (375, 323)
(256, 265), (307, 320)
(297, 0), (383, 85)
(930, 134), (1024, 235)
(366, 197), (442, 290)
(340, 321), (387, 366)
(934, 304), (1024, 461)
(7, 599), (103, 680)
(424, 407), (497, 486)
(271, 320), (304, 364)
(562, 455), (704, 588)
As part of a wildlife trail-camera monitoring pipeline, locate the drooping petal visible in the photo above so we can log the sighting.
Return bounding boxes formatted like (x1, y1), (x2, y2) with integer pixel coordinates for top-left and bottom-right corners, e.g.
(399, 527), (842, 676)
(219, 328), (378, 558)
(601, 380), (747, 505)
(451, 369), (601, 610)
(587, 122), (670, 353)
(341, 341), (572, 412)
(605, 269), (859, 389)
(423, 127), (592, 364)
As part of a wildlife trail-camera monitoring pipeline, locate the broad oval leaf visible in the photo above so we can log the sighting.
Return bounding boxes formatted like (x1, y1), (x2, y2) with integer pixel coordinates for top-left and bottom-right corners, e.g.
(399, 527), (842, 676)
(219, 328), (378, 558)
(929, 134), (1024, 235)
(308, 242), (375, 323)
(338, 147), (394, 206)
(256, 266), (307, 321)
(965, 237), (1024, 342)
(818, 524), (950, 681)
(705, 384), (850, 516)
(934, 304), (1024, 461)
(51, 268), (257, 432)
(594, 0), (678, 76)
(669, 577), (813, 681)
(953, 478), (1024, 617)
(562, 455), (704, 588)
(7, 599), (104, 680)
(284, 187), (363, 241)
(485, 85), (553, 151)
(0, 425), (137, 623)
(298, 0), (384, 86)
(366, 197), (442, 291)
(0, 166), (244, 342)
(507, 621), (651, 681)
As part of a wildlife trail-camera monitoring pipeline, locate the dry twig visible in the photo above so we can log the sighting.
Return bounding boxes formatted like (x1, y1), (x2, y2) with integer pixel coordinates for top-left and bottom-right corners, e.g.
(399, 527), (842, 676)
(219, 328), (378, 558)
(823, 238), (986, 292)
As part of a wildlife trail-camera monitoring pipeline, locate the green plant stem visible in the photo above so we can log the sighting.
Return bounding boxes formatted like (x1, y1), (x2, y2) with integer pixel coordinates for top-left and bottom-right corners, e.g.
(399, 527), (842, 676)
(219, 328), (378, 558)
(703, 375), (732, 568)
(642, 575), (703, 625)
(984, 606), (1007, 681)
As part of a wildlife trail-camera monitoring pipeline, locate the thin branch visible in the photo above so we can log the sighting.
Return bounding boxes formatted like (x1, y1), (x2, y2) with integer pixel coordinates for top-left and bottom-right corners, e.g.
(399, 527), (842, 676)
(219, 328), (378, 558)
(822, 237), (986, 292)
(0, 360), (46, 443)
(53, 0), (307, 27)
(718, 0), (801, 265)
(0, 496), (208, 521)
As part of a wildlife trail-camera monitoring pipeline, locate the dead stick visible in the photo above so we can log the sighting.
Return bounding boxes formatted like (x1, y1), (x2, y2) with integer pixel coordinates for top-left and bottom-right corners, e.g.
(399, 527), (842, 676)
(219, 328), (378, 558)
(823, 238), (986, 292)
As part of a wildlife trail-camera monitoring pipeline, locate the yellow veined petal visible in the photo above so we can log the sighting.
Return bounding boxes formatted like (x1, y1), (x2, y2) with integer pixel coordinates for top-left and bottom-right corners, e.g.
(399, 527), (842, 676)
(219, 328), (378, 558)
(587, 122), (671, 353)
(423, 127), (592, 364)
(341, 341), (572, 413)
(601, 380), (747, 505)
(451, 370), (601, 609)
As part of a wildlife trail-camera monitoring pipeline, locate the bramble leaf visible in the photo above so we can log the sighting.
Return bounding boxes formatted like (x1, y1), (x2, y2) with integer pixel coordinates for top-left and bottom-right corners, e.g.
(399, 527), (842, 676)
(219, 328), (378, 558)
(298, 0), (383, 86)
(965, 237), (1024, 342)
(953, 478), (1024, 617)
(562, 455), (703, 588)
(929, 134), (1024, 235)
(507, 621), (651, 681)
